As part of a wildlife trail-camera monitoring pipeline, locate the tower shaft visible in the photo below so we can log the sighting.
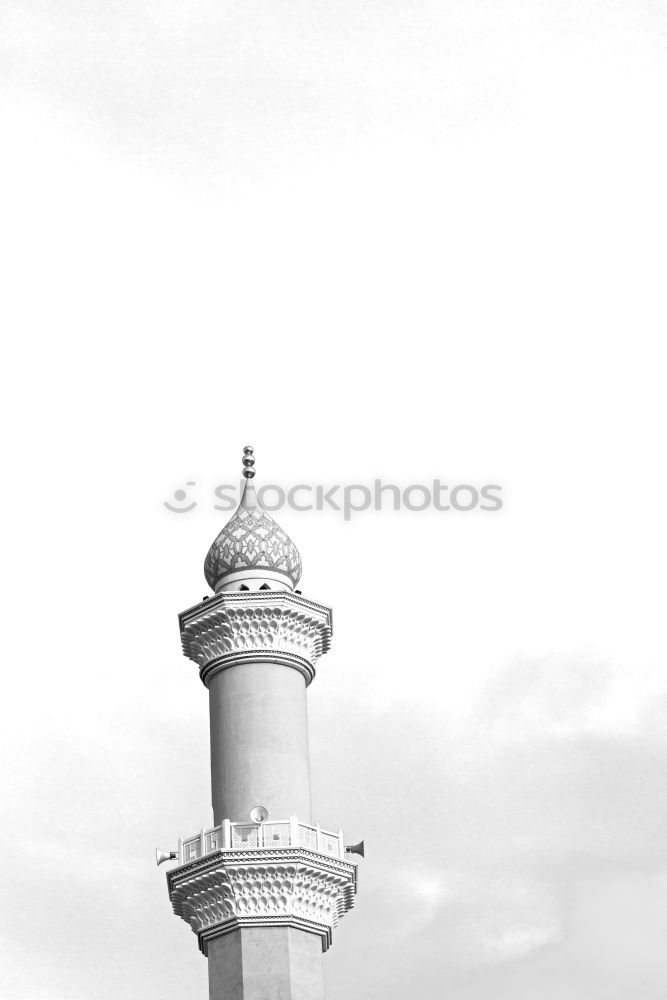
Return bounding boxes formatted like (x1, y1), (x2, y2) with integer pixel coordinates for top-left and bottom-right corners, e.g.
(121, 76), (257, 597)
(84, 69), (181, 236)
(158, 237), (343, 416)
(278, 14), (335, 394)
(209, 661), (312, 825)
(208, 928), (325, 1000)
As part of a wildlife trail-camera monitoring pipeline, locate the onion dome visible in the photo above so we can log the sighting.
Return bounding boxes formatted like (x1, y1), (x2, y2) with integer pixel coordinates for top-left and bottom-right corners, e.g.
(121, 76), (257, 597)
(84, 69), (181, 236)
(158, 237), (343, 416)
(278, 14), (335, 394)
(204, 446), (302, 593)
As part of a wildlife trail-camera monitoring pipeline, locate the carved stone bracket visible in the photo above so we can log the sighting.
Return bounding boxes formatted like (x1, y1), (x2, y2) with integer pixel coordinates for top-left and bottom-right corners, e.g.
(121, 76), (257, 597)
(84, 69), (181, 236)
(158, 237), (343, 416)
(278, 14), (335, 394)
(167, 848), (357, 954)
(179, 592), (333, 687)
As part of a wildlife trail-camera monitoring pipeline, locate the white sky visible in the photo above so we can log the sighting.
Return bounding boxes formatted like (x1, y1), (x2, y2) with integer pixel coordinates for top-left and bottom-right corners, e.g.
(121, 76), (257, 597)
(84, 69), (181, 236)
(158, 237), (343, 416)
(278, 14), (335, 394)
(1, 2), (667, 997)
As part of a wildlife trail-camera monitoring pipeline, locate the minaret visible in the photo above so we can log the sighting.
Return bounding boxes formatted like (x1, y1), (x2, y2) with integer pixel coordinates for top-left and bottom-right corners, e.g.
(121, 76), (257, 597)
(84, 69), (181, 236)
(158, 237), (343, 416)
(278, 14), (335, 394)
(160, 447), (358, 1000)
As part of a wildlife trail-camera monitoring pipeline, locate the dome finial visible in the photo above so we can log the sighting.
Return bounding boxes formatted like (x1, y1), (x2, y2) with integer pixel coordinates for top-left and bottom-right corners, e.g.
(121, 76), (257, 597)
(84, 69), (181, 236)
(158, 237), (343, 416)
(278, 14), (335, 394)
(242, 445), (255, 479)
(204, 445), (302, 593)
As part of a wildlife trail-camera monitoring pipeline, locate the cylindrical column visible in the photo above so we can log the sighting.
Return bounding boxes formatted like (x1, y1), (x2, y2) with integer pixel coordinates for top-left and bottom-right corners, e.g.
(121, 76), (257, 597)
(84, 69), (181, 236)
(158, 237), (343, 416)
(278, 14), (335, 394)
(208, 661), (312, 825)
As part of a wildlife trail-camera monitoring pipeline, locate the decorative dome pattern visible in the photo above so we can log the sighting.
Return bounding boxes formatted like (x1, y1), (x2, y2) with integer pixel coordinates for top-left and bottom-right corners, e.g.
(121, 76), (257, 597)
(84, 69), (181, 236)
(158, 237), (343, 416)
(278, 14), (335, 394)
(204, 478), (302, 590)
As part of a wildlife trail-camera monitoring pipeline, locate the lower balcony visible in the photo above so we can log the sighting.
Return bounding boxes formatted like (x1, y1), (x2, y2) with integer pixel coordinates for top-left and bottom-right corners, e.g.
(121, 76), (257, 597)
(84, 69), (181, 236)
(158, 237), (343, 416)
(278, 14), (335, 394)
(177, 817), (345, 865)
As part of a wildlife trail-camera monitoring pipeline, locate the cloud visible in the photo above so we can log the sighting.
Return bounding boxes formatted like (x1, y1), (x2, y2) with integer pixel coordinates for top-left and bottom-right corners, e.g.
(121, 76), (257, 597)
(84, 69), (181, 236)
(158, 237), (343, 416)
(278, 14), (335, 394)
(447, 873), (667, 1000)
(319, 652), (667, 996)
(1, 647), (665, 999)
(2, 0), (666, 182)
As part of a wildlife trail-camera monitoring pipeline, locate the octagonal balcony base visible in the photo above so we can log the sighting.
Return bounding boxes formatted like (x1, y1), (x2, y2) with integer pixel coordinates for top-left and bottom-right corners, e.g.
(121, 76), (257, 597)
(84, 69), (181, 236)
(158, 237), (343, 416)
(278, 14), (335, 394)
(167, 846), (357, 956)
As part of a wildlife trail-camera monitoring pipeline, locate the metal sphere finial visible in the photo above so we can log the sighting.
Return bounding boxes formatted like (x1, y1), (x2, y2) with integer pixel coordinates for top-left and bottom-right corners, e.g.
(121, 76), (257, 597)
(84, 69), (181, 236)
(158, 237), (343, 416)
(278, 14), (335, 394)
(242, 445), (255, 479)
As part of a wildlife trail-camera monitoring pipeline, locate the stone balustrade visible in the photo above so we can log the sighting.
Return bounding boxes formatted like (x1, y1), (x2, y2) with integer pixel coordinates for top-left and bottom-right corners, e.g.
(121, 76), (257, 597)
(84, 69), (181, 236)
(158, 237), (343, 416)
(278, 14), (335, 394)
(178, 817), (345, 866)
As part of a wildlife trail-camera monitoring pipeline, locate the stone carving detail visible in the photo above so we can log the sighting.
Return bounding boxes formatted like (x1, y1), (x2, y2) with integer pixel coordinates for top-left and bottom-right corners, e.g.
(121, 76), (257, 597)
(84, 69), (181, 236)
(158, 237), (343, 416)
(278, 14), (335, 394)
(167, 850), (357, 954)
(179, 592), (333, 686)
(204, 481), (302, 589)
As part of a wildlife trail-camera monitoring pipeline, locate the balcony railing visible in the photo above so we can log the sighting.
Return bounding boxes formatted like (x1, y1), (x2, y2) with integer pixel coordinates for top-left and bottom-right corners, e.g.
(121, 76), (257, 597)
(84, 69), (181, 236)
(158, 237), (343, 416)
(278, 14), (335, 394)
(178, 817), (345, 865)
